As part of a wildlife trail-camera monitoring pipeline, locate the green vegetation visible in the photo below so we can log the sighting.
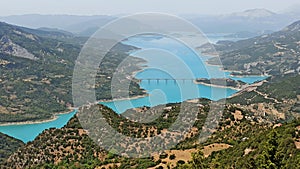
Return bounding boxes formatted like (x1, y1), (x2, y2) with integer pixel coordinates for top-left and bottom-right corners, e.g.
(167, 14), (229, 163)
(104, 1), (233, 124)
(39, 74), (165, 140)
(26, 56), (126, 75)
(177, 119), (300, 168)
(207, 21), (300, 76)
(1, 20), (300, 168)
(195, 78), (246, 89)
(0, 132), (24, 163)
(0, 22), (145, 123)
(257, 75), (300, 101)
(229, 74), (300, 104)
(2, 89), (300, 168)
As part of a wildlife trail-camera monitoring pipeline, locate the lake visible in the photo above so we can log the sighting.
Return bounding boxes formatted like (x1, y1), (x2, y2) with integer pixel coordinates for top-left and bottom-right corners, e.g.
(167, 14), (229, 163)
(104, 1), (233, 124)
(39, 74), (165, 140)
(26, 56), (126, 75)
(101, 35), (265, 113)
(0, 34), (266, 143)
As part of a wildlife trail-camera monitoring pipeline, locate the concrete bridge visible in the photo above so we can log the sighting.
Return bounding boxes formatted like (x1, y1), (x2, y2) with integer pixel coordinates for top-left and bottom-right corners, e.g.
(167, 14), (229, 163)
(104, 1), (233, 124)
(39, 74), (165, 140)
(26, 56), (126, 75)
(137, 78), (195, 84)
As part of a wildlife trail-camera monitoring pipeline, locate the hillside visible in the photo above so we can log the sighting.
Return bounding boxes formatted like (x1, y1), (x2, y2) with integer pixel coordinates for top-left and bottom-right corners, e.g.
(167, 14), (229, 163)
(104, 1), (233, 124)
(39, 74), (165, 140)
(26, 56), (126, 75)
(0, 132), (24, 163)
(1, 18), (300, 169)
(176, 118), (300, 169)
(205, 20), (300, 76)
(0, 22), (145, 123)
(228, 74), (300, 122)
(1, 100), (210, 168)
(3, 73), (300, 168)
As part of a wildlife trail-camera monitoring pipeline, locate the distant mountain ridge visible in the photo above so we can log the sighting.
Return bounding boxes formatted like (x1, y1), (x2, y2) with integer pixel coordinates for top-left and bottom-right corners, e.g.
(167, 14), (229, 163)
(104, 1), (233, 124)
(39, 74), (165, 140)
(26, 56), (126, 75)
(0, 14), (115, 36)
(0, 22), (73, 39)
(228, 9), (276, 18)
(0, 22), (73, 60)
(1, 8), (299, 36)
(186, 8), (299, 34)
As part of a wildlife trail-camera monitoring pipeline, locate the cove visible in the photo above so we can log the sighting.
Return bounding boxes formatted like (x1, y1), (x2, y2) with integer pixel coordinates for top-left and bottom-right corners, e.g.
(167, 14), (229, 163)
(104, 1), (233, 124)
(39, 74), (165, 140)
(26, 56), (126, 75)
(0, 110), (77, 143)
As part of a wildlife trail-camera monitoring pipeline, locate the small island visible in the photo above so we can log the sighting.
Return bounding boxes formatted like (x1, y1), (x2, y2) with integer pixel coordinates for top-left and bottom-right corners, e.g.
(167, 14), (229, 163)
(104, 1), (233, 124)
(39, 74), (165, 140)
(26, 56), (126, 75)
(194, 78), (247, 90)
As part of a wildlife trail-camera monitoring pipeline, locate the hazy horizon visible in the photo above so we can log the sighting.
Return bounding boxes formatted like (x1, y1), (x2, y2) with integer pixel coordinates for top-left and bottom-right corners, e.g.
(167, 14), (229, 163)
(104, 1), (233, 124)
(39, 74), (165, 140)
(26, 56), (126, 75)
(1, 0), (300, 17)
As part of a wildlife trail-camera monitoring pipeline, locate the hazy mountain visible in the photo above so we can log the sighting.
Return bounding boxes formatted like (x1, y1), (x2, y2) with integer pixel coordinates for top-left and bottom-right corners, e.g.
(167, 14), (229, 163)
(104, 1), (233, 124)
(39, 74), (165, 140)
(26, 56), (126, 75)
(0, 14), (116, 36)
(0, 9), (298, 37)
(227, 9), (276, 18)
(185, 8), (299, 34)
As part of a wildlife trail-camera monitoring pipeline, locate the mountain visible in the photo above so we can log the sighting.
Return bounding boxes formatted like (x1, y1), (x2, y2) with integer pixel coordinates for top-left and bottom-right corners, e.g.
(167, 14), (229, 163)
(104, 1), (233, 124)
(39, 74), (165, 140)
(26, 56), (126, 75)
(205, 20), (300, 76)
(0, 22), (73, 39)
(0, 9), (297, 37)
(228, 9), (276, 19)
(0, 132), (24, 163)
(0, 14), (116, 36)
(1, 14), (300, 169)
(186, 8), (298, 34)
(0, 22), (80, 122)
(0, 22), (144, 123)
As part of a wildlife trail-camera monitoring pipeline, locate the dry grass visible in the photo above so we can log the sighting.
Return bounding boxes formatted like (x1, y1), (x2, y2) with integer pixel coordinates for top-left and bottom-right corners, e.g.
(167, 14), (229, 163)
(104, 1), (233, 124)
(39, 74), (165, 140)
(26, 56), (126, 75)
(149, 143), (231, 168)
(233, 110), (243, 121)
(203, 143), (232, 157)
(150, 149), (197, 169)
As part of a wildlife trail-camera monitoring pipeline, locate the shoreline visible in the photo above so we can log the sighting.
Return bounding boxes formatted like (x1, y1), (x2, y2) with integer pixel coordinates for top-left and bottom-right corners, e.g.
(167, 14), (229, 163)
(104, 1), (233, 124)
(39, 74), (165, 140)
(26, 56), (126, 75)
(229, 74), (270, 78)
(0, 56), (148, 127)
(193, 80), (242, 91)
(0, 93), (150, 127)
(0, 109), (77, 127)
(0, 93), (149, 127)
(0, 39), (268, 127)
(202, 53), (270, 77)
(204, 56), (269, 77)
(97, 93), (149, 103)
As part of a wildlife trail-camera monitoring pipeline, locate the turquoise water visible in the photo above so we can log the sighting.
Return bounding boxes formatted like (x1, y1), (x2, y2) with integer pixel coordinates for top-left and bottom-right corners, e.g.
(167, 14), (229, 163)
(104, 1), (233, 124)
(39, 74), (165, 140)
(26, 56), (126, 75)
(0, 110), (77, 143)
(102, 80), (237, 113)
(0, 34), (266, 143)
(101, 35), (266, 113)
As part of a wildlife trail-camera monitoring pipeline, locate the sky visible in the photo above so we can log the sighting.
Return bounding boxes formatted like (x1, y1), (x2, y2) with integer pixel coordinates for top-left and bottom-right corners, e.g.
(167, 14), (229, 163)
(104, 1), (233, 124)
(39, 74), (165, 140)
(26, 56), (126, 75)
(1, 0), (300, 16)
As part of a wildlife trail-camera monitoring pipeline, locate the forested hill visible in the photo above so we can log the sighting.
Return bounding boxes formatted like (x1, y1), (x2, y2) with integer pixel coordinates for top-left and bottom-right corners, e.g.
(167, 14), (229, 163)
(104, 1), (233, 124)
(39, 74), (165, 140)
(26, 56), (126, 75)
(206, 20), (300, 76)
(227, 74), (300, 125)
(2, 74), (300, 168)
(0, 22), (145, 123)
(176, 118), (300, 168)
(0, 132), (24, 163)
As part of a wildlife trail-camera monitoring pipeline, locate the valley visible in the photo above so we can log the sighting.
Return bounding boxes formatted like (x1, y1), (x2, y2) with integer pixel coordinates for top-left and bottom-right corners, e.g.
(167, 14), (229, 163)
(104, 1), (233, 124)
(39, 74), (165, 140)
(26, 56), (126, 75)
(0, 9), (299, 169)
